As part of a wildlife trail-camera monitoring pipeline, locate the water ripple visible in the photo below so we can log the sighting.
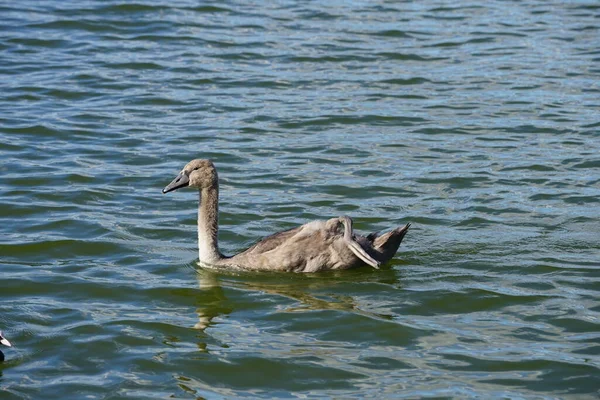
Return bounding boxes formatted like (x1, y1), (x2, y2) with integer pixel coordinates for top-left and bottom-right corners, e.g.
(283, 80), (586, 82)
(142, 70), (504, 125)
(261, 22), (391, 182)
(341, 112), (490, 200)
(1, 0), (599, 398)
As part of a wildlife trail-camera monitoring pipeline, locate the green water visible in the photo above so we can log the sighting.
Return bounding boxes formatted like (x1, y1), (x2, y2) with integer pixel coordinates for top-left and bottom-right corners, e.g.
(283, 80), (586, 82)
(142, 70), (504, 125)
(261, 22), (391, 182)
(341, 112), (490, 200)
(1, 1), (599, 398)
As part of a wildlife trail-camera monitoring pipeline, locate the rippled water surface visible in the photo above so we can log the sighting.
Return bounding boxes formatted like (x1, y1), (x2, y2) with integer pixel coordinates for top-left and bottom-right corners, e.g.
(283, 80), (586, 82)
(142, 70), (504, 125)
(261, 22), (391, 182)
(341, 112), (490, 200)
(1, 1), (599, 398)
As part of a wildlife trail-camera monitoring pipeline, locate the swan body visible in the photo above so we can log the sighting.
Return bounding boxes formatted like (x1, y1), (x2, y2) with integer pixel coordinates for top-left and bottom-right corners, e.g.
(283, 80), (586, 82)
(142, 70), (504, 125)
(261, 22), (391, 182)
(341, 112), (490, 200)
(0, 331), (11, 362)
(163, 159), (410, 273)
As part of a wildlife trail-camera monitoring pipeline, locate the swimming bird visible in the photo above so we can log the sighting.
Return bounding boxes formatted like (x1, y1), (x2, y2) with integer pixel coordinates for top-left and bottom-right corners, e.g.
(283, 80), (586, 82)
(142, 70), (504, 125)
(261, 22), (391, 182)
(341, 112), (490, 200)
(163, 159), (410, 272)
(0, 331), (11, 362)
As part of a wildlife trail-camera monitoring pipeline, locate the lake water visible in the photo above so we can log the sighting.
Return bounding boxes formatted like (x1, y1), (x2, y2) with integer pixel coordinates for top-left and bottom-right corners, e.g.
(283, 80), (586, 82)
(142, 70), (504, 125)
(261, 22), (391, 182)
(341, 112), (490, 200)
(1, 1), (599, 398)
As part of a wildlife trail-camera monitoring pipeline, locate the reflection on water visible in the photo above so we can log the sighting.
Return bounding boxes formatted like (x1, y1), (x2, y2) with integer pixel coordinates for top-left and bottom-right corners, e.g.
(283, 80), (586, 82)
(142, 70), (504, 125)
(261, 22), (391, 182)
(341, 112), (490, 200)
(193, 269), (231, 331)
(193, 267), (401, 333)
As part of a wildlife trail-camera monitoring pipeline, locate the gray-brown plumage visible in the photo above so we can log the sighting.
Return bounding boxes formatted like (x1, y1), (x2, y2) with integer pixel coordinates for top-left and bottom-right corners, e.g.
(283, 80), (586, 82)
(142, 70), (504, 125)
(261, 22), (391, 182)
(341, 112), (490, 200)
(163, 159), (410, 273)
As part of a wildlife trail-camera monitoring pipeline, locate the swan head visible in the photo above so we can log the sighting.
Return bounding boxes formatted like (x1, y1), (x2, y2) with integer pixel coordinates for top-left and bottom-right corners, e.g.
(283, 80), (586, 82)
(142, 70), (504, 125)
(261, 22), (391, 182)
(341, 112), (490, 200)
(163, 159), (218, 194)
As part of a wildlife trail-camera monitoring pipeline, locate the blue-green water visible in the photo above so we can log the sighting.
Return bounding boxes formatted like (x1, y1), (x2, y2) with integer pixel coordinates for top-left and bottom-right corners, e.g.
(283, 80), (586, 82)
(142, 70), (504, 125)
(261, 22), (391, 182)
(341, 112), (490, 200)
(1, 1), (599, 398)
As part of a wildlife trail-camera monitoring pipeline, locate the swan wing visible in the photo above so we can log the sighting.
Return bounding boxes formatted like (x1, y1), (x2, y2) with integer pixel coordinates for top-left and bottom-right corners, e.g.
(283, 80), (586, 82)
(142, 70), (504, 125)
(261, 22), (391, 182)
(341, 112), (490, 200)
(242, 226), (303, 255)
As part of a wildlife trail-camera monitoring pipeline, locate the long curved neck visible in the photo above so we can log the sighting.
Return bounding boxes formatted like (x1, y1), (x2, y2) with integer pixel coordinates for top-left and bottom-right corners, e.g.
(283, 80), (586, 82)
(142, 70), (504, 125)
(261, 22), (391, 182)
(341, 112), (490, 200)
(197, 186), (223, 263)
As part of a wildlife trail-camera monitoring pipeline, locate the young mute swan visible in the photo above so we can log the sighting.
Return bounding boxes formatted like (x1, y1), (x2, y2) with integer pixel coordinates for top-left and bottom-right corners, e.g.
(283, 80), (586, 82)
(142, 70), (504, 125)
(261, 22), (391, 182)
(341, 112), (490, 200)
(163, 159), (410, 273)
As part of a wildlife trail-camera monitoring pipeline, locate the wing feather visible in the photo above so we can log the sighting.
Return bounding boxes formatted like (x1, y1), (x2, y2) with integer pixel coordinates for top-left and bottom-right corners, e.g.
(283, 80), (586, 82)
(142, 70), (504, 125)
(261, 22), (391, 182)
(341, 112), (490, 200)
(242, 226), (302, 254)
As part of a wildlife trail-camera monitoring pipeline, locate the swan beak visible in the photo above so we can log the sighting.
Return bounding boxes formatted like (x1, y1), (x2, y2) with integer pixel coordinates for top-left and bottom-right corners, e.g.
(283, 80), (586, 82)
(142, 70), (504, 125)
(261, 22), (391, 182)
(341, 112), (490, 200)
(162, 171), (190, 194)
